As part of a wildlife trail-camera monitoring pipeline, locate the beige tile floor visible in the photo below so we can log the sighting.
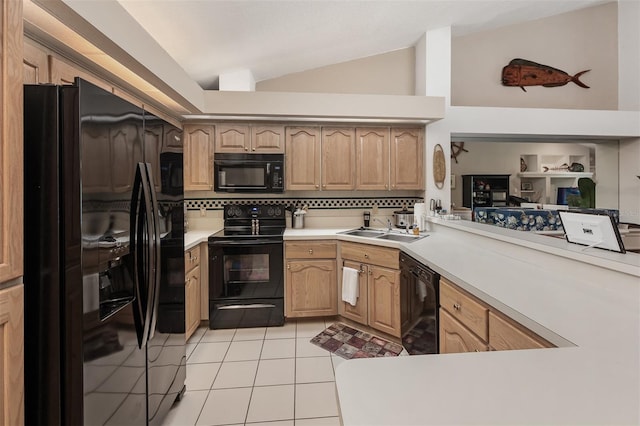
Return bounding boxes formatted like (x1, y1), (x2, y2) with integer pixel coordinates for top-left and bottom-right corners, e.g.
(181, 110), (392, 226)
(162, 318), (345, 426)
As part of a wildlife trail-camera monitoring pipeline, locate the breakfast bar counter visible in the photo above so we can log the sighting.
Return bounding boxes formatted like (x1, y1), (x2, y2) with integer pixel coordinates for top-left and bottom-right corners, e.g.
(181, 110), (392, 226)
(334, 220), (640, 425)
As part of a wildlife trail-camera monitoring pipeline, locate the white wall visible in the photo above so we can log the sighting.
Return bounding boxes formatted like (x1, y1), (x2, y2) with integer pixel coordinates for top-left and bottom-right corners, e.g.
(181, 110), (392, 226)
(256, 48), (415, 95)
(451, 2), (618, 110)
(618, 138), (640, 224)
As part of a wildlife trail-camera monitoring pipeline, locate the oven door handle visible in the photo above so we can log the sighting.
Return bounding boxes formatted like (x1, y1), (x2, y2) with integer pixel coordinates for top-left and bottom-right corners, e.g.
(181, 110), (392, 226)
(210, 240), (281, 246)
(218, 304), (277, 310)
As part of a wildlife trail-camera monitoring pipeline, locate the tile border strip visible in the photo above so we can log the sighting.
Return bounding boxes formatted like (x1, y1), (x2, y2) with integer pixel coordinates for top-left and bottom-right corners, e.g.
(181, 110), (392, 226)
(185, 197), (423, 211)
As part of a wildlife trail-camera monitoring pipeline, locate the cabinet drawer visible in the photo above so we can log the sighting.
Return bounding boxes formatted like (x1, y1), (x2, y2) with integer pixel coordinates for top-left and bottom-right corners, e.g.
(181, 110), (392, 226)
(489, 311), (552, 351)
(285, 241), (337, 259)
(185, 246), (201, 272)
(439, 308), (489, 354)
(340, 242), (399, 269)
(439, 278), (488, 341)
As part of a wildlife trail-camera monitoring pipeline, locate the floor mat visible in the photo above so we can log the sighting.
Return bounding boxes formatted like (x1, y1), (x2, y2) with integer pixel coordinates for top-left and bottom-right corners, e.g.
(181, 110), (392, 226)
(310, 322), (405, 359)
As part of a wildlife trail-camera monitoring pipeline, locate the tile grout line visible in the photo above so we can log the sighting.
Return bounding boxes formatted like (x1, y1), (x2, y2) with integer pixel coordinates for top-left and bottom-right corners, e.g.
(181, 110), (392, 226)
(243, 329), (266, 425)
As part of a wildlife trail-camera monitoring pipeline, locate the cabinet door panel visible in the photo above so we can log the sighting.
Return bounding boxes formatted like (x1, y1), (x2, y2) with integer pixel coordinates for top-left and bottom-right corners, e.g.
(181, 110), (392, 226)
(184, 125), (214, 190)
(251, 125), (285, 153)
(356, 127), (389, 190)
(439, 309), (489, 354)
(367, 266), (401, 337)
(144, 124), (163, 191)
(489, 311), (551, 351)
(0, 0), (23, 282)
(215, 124), (249, 153)
(0, 284), (24, 425)
(390, 128), (424, 190)
(185, 266), (201, 341)
(286, 259), (337, 317)
(285, 127), (321, 190)
(23, 40), (49, 84)
(439, 278), (488, 341)
(339, 261), (368, 326)
(321, 127), (356, 190)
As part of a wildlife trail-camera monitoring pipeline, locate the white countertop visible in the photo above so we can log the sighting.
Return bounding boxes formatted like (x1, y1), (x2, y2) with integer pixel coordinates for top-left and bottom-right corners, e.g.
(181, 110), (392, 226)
(184, 229), (219, 250)
(334, 221), (640, 425)
(186, 223), (640, 424)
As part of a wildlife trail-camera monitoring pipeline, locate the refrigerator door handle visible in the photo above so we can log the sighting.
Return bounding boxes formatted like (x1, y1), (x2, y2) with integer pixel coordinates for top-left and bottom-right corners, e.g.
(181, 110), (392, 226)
(138, 163), (158, 347)
(143, 162), (161, 342)
(130, 163), (147, 348)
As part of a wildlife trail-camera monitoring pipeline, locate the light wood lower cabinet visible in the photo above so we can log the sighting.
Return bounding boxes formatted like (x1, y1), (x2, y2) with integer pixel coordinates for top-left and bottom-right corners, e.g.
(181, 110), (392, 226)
(339, 242), (402, 338)
(285, 241), (338, 318)
(0, 284), (24, 425)
(185, 245), (202, 340)
(439, 277), (553, 354)
(439, 308), (489, 353)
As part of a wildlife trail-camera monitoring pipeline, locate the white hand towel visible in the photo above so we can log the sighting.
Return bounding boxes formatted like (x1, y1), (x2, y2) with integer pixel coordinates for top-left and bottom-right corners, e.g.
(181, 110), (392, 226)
(342, 266), (360, 307)
(416, 279), (428, 302)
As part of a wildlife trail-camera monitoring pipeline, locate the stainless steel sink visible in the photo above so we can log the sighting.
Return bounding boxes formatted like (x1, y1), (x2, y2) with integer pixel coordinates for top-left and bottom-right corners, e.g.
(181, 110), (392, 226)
(340, 228), (427, 243)
(376, 233), (425, 243)
(341, 229), (385, 237)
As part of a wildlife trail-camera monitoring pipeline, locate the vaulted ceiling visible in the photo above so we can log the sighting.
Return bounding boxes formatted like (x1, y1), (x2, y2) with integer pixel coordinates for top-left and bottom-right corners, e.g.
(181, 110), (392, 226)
(62, 0), (608, 90)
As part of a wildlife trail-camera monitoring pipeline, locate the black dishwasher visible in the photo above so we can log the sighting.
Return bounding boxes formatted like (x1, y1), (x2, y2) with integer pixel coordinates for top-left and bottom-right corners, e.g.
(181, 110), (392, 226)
(400, 252), (439, 355)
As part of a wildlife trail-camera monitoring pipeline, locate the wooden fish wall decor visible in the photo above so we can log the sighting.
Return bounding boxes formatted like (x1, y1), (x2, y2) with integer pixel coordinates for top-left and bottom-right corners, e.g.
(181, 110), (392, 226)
(501, 58), (590, 92)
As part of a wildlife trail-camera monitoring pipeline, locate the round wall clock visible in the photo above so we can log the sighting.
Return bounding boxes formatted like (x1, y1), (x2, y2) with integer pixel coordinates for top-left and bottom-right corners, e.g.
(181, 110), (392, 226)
(433, 144), (446, 189)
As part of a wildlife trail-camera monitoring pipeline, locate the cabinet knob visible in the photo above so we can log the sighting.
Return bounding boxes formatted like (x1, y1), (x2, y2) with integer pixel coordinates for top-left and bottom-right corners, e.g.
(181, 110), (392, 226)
(322, 185), (326, 189)
(287, 264), (290, 270)
(244, 146), (249, 151)
(453, 303), (461, 311)
(308, 249), (313, 255)
(315, 185), (319, 189)
(252, 147), (256, 151)
(364, 254), (369, 259)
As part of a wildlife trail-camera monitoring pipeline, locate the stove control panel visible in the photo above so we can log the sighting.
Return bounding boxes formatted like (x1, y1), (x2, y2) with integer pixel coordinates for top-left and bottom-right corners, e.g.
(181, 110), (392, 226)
(224, 204), (285, 220)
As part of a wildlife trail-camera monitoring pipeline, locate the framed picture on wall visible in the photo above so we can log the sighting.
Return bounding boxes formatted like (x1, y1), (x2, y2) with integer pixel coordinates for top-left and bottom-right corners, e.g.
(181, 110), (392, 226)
(450, 174), (456, 189)
(521, 182), (533, 191)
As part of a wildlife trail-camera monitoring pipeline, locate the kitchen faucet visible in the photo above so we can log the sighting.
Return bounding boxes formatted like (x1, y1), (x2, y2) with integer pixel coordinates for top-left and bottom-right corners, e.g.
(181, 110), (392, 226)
(373, 217), (392, 232)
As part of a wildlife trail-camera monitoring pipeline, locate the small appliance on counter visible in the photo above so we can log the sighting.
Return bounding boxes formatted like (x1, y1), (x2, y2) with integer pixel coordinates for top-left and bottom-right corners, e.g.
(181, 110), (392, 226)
(393, 206), (414, 228)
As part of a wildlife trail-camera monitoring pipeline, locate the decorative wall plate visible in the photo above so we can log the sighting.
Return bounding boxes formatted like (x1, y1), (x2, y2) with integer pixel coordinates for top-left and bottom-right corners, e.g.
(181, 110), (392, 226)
(433, 144), (446, 189)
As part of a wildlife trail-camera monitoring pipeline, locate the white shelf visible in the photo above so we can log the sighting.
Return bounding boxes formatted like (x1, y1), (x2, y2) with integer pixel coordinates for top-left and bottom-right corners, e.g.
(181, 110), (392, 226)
(518, 172), (593, 179)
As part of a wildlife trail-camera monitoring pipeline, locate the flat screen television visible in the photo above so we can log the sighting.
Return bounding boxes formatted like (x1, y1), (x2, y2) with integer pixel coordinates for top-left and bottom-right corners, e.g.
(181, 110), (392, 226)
(558, 210), (626, 253)
(556, 187), (581, 205)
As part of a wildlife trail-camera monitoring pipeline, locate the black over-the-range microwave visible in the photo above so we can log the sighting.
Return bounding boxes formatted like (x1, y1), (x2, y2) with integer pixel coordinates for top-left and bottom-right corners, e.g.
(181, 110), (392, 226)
(214, 153), (284, 193)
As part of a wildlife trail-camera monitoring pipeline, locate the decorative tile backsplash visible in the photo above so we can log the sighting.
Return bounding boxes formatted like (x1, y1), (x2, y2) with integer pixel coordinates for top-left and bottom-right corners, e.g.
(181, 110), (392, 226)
(185, 197), (423, 211)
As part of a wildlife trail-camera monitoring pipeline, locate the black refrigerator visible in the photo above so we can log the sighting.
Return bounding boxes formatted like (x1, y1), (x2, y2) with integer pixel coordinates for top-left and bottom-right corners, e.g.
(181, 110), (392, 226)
(24, 78), (186, 425)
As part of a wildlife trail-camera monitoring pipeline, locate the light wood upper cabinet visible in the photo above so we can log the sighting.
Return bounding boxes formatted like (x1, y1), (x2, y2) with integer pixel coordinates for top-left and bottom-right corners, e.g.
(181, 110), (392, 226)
(390, 128), (424, 190)
(23, 39), (48, 84)
(321, 127), (356, 190)
(214, 123), (284, 153)
(285, 126), (321, 190)
(0, 284), (24, 426)
(0, 0), (23, 284)
(184, 124), (215, 191)
(251, 125), (285, 153)
(356, 127), (389, 190)
(49, 56), (112, 93)
(215, 123), (250, 153)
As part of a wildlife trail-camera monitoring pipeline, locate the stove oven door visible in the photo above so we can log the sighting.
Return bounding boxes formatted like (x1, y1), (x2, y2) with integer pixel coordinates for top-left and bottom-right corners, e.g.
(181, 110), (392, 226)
(208, 239), (284, 328)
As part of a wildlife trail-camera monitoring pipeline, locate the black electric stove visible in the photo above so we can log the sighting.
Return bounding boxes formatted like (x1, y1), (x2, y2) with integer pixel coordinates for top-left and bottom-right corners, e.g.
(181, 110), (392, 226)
(208, 204), (286, 329)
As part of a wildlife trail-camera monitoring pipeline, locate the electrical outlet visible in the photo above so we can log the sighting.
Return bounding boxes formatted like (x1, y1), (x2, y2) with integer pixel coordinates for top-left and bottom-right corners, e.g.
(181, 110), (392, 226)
(200, 206), (206, 217)
(372, 204), (379, 215)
